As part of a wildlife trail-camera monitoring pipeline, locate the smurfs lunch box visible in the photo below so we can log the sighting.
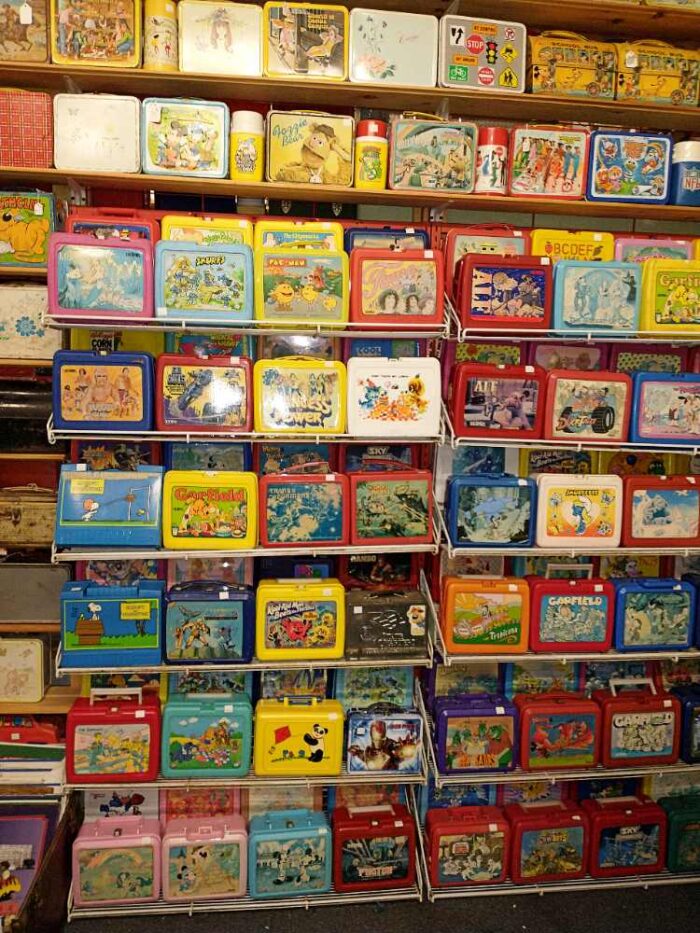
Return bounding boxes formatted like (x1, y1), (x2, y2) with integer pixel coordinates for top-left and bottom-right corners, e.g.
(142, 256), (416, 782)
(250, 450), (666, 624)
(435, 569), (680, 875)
(141, 97), (230, 178)
(248, 809), (331, 899)
(587, 131), (672, 205)
(155, 242), (254, 323)
(161, 696), (253, 779)
(155, 354), (253, 433)
(630, 373), (700, 444)
(164, 581), (254, 664)
(535, 473), (623, 549)
(613, 578), (695, 652)
(446, 474), (536, 548)
(254, 697), (344, 776)
(552, 261), (640, 334)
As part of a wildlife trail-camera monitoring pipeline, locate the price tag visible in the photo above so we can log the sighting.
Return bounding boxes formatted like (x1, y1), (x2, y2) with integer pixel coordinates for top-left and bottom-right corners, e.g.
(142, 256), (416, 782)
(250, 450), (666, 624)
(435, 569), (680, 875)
(19, 3), (33, 25)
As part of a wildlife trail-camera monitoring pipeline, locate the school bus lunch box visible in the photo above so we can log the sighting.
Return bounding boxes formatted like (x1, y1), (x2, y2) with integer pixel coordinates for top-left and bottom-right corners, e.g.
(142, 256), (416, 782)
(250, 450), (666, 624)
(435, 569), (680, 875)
(255, 578), (345, 660)
(530, 229), (615, 264)
(349, 249), (444, 326)
(552, 261), (641, 334)
(449, 362), (546, 439)
(266, 110), (354, 185)
(253, 358), (347, 434)
(439, 16), (526, 93)
(254, 248), (349, 325)
(640, 259), (700, 332)
(616, 40), (700, 107)
(349, 470), (433, 546)
(388, 118), (477, 193)
(622, 475), (700, 548)
(254, 697), (344, 776)
(263, 2), (349, 81)
(155, 354), (253, 433)
(508, 125), (590, 200)
(527, 32), (616, 98)
(254, 219), (343, 251)
(441, 577), (530, 655)
(155, 242), (254, 323)
(346, 357), (441, 438)
(543, 369), (632, 443)
(455, 254), (552, 330)
(259, 474), (349, 547)
(446, 474), (536, 548)
(529, 578), (614, 653)
(535, 473), (623, 549)
(162, 470), (258, 550)
(161, 696), (253, 778)
(160, 214), (253, 247)
(614, 578), (695, 652)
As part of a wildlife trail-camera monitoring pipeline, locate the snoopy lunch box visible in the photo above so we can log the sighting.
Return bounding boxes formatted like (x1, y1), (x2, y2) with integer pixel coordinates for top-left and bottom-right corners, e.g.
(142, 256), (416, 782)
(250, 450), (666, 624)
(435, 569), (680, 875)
(438, 15), (526, 92)
(50, 0), (141, 67)
(155, 242), (254, 323)
(613, 578), (695, 651)
(529, 578), (615, 653)
(443, 225), (530, 299)
(346, 706), (423, 775)
(446, 474), (536, 548)
(349, 249), (444, 326)
(449, 363), (546, 439)
(254, 219), (343, 251)
(535, 473), (623, 549)
(508, 125), (590, 200)
(639, 259), (700, 332)
(253, 359), (347, 434)
(255, 579), (345, 661)
(263, 2), (349, 80)
(161, 815), (248, 902)
(349, 470), (433, 546)
(441, 577), (530, 655)
(552, 261), (641, 333)
(55, 465), (164, 548)
(543, 369), (632, 443)
(178, 0), (262, 76)
(455, 255), (552, 330)
(161, 696), (253, 779)
(530, 229), (615, 264)
(160, 215), (254, 248)
(587, 131), (672, 205)
(253, 697), (344, 776)
(349, 8), (438, 86)
(259, 474), (349, 547)
(164, 581), (254, 664)
(622, 475), (700, 548)
(254, 249), (349, 325)
(630, 372), (700, 444)
(162, 470), (258, 551)
(266, 110), (354, 185)
(346, 357), (441, 438)
(388, 118), (477, 193)
(248, 809), (332, 898)
(53, 94), (141, 173)
(155, 354), (253, 433)
(141, 97), (230, 178)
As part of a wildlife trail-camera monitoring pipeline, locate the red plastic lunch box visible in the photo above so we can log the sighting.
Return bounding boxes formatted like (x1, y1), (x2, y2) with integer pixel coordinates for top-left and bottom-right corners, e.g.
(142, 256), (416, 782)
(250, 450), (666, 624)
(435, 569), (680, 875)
(332, 804), (416, 892)
(505, 801), (589, 884)
(426, 805), (510, 888)
(449, 363), (546, 439)
(528, 577), (615, 653)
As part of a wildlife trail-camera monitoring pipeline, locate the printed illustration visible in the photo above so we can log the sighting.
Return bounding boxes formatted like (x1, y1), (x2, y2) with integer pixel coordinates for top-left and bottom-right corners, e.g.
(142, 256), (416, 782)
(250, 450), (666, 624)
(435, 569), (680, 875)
(559, 265), (638, 329)
(265, 481), (344, 543)
(551, 379), (628, 440)
(77, 846), (154, 903)
(456, 485), (531, 545)
(178, 2), (260, 75)
(355, 372), (430, 425)
(503, 662), (582, 698)
(598, 555), (661, 579)
(676, 822), (700, 870)
(391, 122), (476, 192)
(461, 375), (540, 431)
(83, 559), (160, 585)
(145, 102), (225, 176)
(453, 446), (507, 476)
(0, 195), (50, 267)
(160, 363), (248, 429)
(341, 833), (409, 884)
(345, 444), (415, 473)
(259, 366), (341, 432)
(530, 38), (615, 97)
(266, 4), (346, 77)
(260, 230), (337, 250)
(613, 350), (682, 374)
(168, 671), (250, 697)
(520, 827), (584, 878)
(268, 114), (353, 185)
(167, 841), (241, 899)
(454, 342), (521, 367)
(359, 259), (437, 318)
(354, 478), (430, 540)
(0, 0), (48, 61)
(166, 713), (246, 772)
(532, 345), (604, 371)
(63, 595), (159, 652)
(598, 823), (660, 869)
(451, 235), (528, 271)
(610, 711), (676, 759)
(61, 472), (160, 528)
(437, 831), (505, 884)
(638, 381), (700, 439)
(524, 449), (595, 475)
(73, 442), (154, 471)
(347, 714), (423, 773)
(86, 673), (162, 700)
(264, 599), (337, 651)
(86, 788), (155, 819)
(342, 553), (415, 587)
(545, 484), (618, 539)
(60, 363), (143, 423)
(73, 723), (151, 775)
(433, 664), (500, 698)
(165, 222), (248, 247)
(500, 782), (565, 805)
(247, 786), (320, 817)
(426, 782), (496, 808)
(467, 265), (546, 323)
(167, 443), (248, 472)
(592, 136), (668, 200)
(168, 556), (249, 586)
(582, 660), (649, 694)
(166, 600), (246, 661)
(527, 712), (597, 767)
(656, 658), (700, 691)
(346, 598), (426, 657)
(621, 590), (691, 647)
(253, 836), (327, 894)
(260, 669), (328, 700)
(0, 642), (41, 700)
(262, 719), (337, 768)
(261, 254), (344, 321)
(444, 716), (514, 771)
(651, 270), (700, 326)
(169, 483), (249, 541)
(53, 0), (135, 62)
(161, 250), (247, 317)
(617, 242), (691, 263)
(450, 590), (524, 647)
(259, 443), (332, 474)
(510, 130), (587, 196)
(56, 244), (144, 313)
(630, 488), (699, 540)
(539, 594), (609, 644)
(260, 334), (336, 361)
(335, 668), (413, 711)
(618, 47), (699, 105)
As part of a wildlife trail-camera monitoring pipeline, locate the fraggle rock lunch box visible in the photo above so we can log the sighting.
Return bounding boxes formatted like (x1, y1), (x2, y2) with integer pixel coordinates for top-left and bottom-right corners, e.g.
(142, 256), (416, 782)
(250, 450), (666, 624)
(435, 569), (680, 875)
(141, 97), (230, 178)
(388, 117), (477, 193)
(438, 16), (526, 93)
(162, 470), (258, 550)
(350, 8), (438, 87)
(587, 131), (672, 204)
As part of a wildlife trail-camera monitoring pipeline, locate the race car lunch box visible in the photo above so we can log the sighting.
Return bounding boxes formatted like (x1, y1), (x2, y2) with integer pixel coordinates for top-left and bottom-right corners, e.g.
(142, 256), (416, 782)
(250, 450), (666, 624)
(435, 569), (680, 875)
(344, 589), (428, 659)
(350, 8), (438, 87)
(161, 815), (248, 902)
(446, 474), (536, 548)
(332, 803), (416, 892)
(535, 473), (623, 549)
(255, 578), (345, 661)
(587, 131), (672, 205)
(552, 261), (641, 334)
(426, 805), (510, 888)
(164, 581), (255, 664)
(441, 577), (530, 655)
(449, 363), (546, 438)
(639, 260), (700, 333)
(630, 372), (700, 444)
(349, 470), (433, 546)
(253, 697), (344, 776)
(594, 683), (681, 768)
(434, 693), (518, 774)
(248, 809), (332, 899)
(161, 470), (258, 550)
(155, 355), (253, 433)
(455, 255), (552, 330)
(346, 707), (424, 774)
(614, 578), (695, 652)
(259, 473), (349, 547)
(515, 693), (601, 770)
(253, 359), (347, 434)
(528, 578), (615, 653)
(349, 249), (444, 326)
(346, 357), (441, 438)
(161, 696), (253, 779)
(622, 475), (700, 547)
(543, 370), (632, 443)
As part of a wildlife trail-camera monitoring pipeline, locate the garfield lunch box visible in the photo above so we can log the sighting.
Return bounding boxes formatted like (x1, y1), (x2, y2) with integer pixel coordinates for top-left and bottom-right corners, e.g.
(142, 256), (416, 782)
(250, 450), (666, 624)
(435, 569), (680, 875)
(162, 470), (258, 550)
(255, 578), (345, 661)
(640, 260), (700, 332)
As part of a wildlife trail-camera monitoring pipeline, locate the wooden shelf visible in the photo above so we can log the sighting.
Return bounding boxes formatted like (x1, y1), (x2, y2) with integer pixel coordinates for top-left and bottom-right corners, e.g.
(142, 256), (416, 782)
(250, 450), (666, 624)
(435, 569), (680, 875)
(0, 452), (63, 461)
(0, 684), (79, 715)
(2, 166), (700, 222)
(2, 63), (700, 132)
(0, 621), (60, 633)
(0, 266), (47, 279)
(0, 358), (52, 367)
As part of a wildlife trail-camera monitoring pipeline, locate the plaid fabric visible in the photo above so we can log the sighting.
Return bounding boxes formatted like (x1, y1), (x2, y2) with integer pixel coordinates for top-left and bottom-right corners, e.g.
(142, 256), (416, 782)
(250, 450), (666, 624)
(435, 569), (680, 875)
(0, 88), (53, 168)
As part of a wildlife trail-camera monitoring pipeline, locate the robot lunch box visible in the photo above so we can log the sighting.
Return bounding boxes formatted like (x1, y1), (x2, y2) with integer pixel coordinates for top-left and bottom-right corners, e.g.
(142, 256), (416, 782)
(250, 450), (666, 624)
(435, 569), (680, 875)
(155, 354), (253, 433)
(622, 475), (700, 548)
(161, 696), (253, 779)
(164, 581), (255, 664)
(346, 357), (441, 438)
(455, 254), (552, 330)
(259, 473), (349, 547)
(255, 578), (345, 661)
(253, 697), (344, 776)
(349, 249), (444, 326)
(552, 260), (641, 334)
(161, 470), (258, 550)
(253, 359), (347, 434)
(543, 370), (632, 443)
(346, 707), (424, 774)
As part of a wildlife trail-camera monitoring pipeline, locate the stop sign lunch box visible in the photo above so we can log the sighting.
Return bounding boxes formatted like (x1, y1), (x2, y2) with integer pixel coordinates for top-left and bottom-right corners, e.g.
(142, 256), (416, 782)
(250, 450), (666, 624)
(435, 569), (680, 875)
(438, 16), (526, 93)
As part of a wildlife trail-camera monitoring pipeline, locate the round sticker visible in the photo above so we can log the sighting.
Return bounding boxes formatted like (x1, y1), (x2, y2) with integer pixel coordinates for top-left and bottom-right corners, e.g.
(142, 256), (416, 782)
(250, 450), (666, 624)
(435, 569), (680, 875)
(466, 33), (485, 55)
(504, 27), (515, 40)
(478, 66), (495, 86)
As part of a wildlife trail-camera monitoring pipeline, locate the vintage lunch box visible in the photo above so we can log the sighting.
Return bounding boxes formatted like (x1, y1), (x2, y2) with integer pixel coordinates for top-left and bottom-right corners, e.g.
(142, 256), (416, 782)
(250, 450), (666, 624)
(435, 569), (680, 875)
(434, 694), (518, 774)
(443, 225), (530, 299)
(166, 555), (252, 589)
(50, 0), (141, 67)
(248, 809), (332, 899)
(178, 0), (262, 75)
(162, 470), (258, 550)
(450, 363), (546, 438)
(255, 442), (335, 475)
(73, 816), (161, 908)
(66, 207), (161, 242)
(0, 283), (59, 360)
(0, 1), (49, 62)
(0, 89), (53, 166)
(259, 473), (349, 548)
(552, 261), (641, 333)
(506, 801), (589, 884)
(159, 787), (242, 824)
(338, 442), (421, 473)
(165, 443), (251, 472)
(515, 693), (601, 770)
(441, 577), (530, 655)
(337, 553), (420, 590)
(155, 354), (253, 433)
(53, 94), (141, 173)
(615, 40), (700, 107)
(155, 242), (254, 323)
(141, 97), (229, 178)
(161, 214), (253, 247)
(594, 682), (681, 767)
(255, 578), (345, 661)
(253, 359), (347, 434)
(587, 131), (672, 205)
(259, 668), (328, 701)
(529, 578), (615, 653)
(266, 110), (354, 185)
(255, 248), (348, 324)
(0, 638), (49, 703)
(346, 706), (424, 774)
(350, 8), (438, 86)
(0, 191), (55, 268)
(528, 342), (608, 372)
(622, 475), (700, 547)
(60, 579), (164, 668)
(349, 248), (444, 326)
(349, 470), (433, 546)
(455, 254), (552, 330)
(596, 450), (672, 478)
(161, 696), (253, 779)
(609, 342), (688, 374)
(254, 697), (344, 776)
(0, 563), (68, 623)
(426, 805), (510, 887)
(535, 473), (623, 549)
(168, 670), (253, 700)
(346, 357), (441, 438)
(333, 804), (416, 892)
(164, 581), (254, 664)
(614, 236), (693, 263)
(640, 260), (700, 332)
(48, 235), (153, 322)
(255, 219), (343, 251)
(508, 125), (590, 199)
(439, 16), (526, 92)
(530, 228), (615, 264)
(631, 373), (700, 444)
(345, 590), (428, 659)
(660, 795), (700, 872)
(261, 333), (338, 361)
(344, 223), (429, 252)
(527, 32), (616, 98)
(519, 447), (599, 477)
(446, 474), (536, 548)
(334, 667), (414, 712)
(162, 816), (248, 902)
(166, 332), (253, 359)
(66, 690), (161, 784)
(55, 465), (164, 548)
(583, 796), (667, 877)
(389, 117), (477, 193)
(543, 369), (632, 443)
(614, 578), (695, 652)
(671, 684), (700, 762)
(263, 2), (348, 80)
(52, 349), (154, 431)
(422, 664), (501, 711)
